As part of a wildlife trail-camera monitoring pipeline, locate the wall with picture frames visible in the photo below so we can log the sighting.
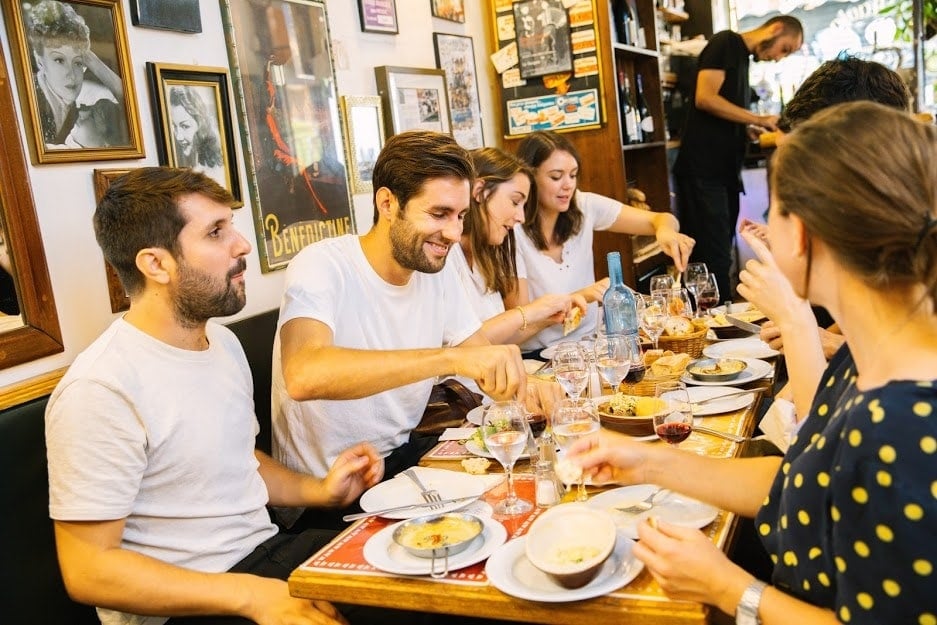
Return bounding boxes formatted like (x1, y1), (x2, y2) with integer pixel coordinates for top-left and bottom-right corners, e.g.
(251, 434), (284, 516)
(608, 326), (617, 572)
(0, 0), (498, 390)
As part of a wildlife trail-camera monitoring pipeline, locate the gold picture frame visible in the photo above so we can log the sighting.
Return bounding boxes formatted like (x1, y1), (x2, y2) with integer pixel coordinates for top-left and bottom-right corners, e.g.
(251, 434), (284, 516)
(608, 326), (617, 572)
(2, 0), (145, 164)
(339, 96), (385, 195)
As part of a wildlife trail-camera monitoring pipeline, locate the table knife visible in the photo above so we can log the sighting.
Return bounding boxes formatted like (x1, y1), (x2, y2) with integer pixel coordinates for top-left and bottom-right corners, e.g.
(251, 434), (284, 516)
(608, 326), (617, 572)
(691, 389), (758, 407)
(725, 315), (763, 334)
(342, 495), (479, 521)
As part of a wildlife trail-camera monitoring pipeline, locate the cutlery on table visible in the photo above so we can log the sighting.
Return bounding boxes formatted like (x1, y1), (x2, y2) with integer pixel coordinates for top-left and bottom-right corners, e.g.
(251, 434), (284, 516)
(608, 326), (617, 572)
(691, 389), (759, 408)
(402, 468), (443, 508)
(616, 488), (670, 514)
(693, 425), (748, 444)
(342, 496), (479, 522)
(725, 315), (763, 334)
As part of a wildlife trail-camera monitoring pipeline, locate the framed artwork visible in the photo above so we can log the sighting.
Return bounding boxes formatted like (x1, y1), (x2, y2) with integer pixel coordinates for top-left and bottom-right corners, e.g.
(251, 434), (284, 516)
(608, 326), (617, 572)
(129, 0), (201, 33)
(374, 66), (452, 136)
(513, 0), (573, 79)
(357, 0), (398, 34)
(431, 0), (465, 23)
(220, 0), (355, 272)
(433, 33), (484, 149)
(145, 63), (242, 206)
(1, 0), (145, 164)
(339, 96), (385, 195)
(92, 168), (133, 313)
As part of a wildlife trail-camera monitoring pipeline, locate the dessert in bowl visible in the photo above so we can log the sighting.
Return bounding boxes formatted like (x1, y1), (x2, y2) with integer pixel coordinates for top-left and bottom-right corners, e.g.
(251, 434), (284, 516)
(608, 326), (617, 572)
(524, 504), (617, 588)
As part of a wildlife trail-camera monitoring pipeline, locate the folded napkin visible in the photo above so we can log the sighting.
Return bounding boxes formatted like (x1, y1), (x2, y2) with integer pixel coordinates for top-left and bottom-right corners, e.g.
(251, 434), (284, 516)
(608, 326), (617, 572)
(758, 398), (803, 453)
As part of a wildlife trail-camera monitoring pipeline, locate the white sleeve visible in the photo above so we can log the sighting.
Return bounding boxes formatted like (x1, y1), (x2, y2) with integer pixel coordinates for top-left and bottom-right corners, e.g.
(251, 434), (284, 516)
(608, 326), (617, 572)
(514, 242), (528, 280)
(440, 262), (484, 346)
(578, 190), (622, 231)
(277, 245), (341, 333)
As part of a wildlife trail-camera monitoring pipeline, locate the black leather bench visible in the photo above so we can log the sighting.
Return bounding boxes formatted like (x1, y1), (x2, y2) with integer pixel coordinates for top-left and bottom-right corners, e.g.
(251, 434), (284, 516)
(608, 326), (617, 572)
(0, 308), (279, 623)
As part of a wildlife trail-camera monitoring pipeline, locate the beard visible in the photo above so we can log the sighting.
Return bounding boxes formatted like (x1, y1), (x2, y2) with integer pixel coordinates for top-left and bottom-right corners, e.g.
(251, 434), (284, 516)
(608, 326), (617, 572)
(171, 257), (247, 326)
(753, 37), (776, 61)
(389, 215), (449, 274)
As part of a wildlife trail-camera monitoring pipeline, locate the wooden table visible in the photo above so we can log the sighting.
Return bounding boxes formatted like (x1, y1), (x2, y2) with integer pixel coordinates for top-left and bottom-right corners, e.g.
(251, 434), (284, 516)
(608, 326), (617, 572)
(289, 382), (771, 624)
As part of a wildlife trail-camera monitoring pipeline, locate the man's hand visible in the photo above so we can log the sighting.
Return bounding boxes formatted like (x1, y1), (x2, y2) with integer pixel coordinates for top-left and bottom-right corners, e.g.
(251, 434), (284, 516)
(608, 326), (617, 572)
(454, 344), (526, 401)
(244, 576), (349, 625)
(321, 443), (384, 507)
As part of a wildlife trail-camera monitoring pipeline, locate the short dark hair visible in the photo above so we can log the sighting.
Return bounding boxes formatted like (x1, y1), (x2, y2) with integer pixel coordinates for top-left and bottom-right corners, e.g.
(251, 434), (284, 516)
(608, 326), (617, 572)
(371, 131), (474, 224)
(779, 56), (910, 131)
(761, 15), (803, 39)
(93, 167), (235, 296)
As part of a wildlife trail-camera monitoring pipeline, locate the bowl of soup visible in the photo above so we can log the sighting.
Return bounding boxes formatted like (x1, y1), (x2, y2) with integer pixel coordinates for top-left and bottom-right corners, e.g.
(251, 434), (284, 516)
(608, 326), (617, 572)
(524, 504), (617, 588)
(392, 512), (483, 559)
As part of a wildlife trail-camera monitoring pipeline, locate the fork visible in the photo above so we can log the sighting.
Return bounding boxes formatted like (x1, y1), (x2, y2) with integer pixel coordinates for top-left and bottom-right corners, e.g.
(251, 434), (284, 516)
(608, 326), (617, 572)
(402, 468), (444, 509)
(616, 488), (669, 514)
(693, 425), (748, 443)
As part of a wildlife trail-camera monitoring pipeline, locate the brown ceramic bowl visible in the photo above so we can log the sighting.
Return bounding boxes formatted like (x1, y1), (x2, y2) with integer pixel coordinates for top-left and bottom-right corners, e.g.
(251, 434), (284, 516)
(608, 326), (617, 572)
(597, 397), (665, 437)
(525, 504), (617, 589)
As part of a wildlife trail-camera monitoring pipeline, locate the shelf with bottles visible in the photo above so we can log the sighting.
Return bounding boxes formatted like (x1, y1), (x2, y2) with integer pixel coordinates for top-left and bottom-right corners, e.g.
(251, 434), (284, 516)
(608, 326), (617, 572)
(610, 0), (659, 53)
(613, 56), (665, 147)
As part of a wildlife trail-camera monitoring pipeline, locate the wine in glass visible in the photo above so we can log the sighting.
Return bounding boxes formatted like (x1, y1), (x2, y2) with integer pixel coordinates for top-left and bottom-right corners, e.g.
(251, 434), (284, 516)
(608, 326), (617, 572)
(482, 401), (533, 515)
(593, 333), (633, 393)
(638, 294), (667, 350)
(653, 381), (693, 446)
(552, 398), (601, 501)
(696, 274), (721, 316)
(684, 262), (709, 317)
(552, 341), (589, 399)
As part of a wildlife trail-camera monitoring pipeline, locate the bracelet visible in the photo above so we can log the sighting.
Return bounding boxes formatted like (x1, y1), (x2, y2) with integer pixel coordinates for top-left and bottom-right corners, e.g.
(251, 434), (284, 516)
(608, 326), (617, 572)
(516, 306), (528, 331)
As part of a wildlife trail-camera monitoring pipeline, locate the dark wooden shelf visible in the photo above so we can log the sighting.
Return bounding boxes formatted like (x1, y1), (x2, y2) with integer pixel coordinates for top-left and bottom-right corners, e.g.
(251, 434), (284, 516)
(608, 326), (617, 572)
(659, 7), (690, 23)
(612, 42), (660, 58)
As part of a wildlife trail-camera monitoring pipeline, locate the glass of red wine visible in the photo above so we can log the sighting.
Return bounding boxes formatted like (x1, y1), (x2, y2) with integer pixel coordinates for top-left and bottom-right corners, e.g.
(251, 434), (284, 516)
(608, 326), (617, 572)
(695, 274), (720, 317)
(653, 381), (693, 446)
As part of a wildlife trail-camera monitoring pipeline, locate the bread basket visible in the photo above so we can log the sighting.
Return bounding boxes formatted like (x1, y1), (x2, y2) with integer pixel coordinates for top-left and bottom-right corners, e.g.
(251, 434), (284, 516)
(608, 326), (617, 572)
(618, 371), (683, 397)
(656, 326), (708, 359)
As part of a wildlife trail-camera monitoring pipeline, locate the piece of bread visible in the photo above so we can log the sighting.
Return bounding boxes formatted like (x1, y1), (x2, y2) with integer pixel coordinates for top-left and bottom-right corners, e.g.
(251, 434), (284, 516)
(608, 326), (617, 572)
(563, 307), (583, 336)
(663, 315), (694, 337)
(461, 457), (491, 475)
(650, 352), (691, 376)
(642, 349), (667, 367)
(555, 458), (582, 485)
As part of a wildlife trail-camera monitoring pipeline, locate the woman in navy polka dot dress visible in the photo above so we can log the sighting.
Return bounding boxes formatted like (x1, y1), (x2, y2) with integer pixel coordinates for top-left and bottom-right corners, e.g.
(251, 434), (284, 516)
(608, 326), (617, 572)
(570, 102), (936, 624)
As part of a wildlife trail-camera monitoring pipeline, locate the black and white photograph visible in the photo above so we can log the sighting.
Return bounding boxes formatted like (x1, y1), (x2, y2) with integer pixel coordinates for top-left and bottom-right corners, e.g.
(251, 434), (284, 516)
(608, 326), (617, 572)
(2, 0), (144, 163)
(513, 0), (573, 79)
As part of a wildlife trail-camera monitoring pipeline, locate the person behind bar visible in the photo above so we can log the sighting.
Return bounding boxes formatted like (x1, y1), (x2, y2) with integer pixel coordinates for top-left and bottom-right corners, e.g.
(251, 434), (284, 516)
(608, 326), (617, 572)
(45, 167), (388, 625)
(272, 132), (532, 527)
(571, 102), (937, 625)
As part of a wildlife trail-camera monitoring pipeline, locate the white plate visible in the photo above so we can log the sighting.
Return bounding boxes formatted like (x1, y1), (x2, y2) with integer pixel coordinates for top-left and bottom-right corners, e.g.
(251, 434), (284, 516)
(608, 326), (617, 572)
(485, 533), (643, 602)
(703, 338), (780, 360)
(464, 438), (531, 461)
(359, 468), (486, 519)
(710, 302), (756, 316)
(364, 515), (507, 576)
(466, 405), (484, 426)
(681, 357), (773, 387)
(587, 485), (719, 540)
(685, 386), (756, 416)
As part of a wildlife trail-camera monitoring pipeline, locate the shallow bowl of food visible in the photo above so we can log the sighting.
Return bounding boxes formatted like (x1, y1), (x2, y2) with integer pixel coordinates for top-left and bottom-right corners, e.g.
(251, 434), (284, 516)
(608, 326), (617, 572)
(597, 395), (666, 437)
(392, 512), (483, 559)
(708, 311), (767, 339)
(686, 358), (748, 382)
(525, 504), (617, 589)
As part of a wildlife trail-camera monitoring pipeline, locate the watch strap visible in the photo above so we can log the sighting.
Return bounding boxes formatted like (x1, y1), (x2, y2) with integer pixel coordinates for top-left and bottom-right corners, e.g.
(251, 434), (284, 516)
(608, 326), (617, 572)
(735, 579), (767, 625)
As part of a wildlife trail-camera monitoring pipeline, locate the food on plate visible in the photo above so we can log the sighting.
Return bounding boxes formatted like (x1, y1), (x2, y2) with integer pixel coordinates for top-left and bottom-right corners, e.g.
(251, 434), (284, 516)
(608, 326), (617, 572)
(708, 310), (766, 327)
(550, 545), (602, 565)
(393, 514), (483, 554)
(663, 315), (694, 336)
(466, 420), (509, 452)
(650, 352), (691, 377)
(525, 504), (617, 588)
(563, 306), (583, 335)
(461, 457), (491, 475)
(554, 458), (583, 485)
(602, 394), (665, 417)
(690, 358), (746, 376)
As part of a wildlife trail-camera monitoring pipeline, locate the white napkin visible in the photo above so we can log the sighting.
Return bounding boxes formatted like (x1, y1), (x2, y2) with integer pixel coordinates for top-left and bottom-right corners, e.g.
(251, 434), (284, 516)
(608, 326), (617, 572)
(439, 427), (476, 441)
(758, 398), (803, 453)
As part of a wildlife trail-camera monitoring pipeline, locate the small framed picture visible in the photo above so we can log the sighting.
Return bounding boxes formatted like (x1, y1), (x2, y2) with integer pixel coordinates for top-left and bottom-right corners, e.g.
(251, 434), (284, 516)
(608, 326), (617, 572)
(340, 96), (385, 194)
(2, 0), (145, 164)
(357, 0), (398, 34)
(513, 0), (573, 79)
(374, 66), (452, 136)
(129, 0), (201, 33)
(433, 33), (484, 149)
(146, 62), (242, 206)
(431, 0), (465, 23)
(92, 168), (133, 313)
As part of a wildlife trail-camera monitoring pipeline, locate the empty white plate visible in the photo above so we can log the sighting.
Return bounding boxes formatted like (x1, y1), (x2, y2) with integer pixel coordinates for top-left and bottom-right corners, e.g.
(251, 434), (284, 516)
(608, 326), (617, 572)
(703, 338), (780, 360)
(587, 485), (719, 540)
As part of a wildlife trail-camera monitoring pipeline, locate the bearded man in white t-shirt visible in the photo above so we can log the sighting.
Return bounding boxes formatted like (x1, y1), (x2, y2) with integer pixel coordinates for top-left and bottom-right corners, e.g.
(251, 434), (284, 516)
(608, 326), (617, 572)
(45, 168), (388, 625)
(272, 132), (531, 523)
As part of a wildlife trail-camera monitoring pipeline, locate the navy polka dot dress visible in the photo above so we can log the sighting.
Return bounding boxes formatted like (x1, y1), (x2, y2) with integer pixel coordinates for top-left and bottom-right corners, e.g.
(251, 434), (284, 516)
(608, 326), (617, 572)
(756, 346), (937, 624)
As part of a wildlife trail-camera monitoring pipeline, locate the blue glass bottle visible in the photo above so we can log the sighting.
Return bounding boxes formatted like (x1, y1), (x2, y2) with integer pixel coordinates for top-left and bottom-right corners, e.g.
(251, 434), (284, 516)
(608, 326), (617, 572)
(603, 252), (638, 336)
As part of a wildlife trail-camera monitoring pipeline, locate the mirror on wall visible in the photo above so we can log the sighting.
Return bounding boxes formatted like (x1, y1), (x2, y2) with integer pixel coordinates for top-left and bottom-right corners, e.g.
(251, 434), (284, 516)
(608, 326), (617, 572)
(0, 44), (63, 369)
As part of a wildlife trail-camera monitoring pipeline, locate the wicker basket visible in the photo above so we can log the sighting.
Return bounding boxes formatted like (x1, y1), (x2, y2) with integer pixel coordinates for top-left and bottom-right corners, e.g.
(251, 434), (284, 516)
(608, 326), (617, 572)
(655, 326), (708, 359)
(617, 371), (683, 397)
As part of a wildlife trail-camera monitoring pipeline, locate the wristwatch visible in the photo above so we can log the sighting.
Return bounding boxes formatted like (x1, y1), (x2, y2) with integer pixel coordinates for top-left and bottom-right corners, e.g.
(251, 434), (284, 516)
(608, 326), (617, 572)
(736, 579), (767, 625)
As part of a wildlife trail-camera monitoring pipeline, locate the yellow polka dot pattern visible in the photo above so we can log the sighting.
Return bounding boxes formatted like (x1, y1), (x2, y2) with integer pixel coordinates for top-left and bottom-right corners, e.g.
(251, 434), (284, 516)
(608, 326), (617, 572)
(840, 606), (851, 622)
(817, 472), (830, 487)
(818, 404), (829, 416)
(855, 541), (870, 557)
(848, 429), (862, 446)
(794, 473), (804, 488)
(913, 402), (932, 417)
(922, 436), (936, 454)
(798, 510), (810, 525)
(857, 592), (874, 609)
(869, 399), (885, 423)
(921, 614), (937, 625)
(835, 557), (847, 573)
(817, 571), (830, 586)
(879, 445), (897, 463)
(913, 560), (932, 575)
(876, 525), (894, 542)
(883, 579), (901, 597)
(852, 487), (869, 504)
(809, 547), (822, 559)
(905, 504), (924, 521)
(876, 470), (892, 487)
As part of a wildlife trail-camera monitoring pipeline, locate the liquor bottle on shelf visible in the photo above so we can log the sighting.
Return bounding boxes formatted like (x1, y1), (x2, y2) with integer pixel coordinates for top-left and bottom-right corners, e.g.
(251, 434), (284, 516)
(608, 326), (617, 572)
(603, 252), (639, 337)
(618, 70), (640, 145)
(636, 73), (655, 141)
(611, 0), (634, 46)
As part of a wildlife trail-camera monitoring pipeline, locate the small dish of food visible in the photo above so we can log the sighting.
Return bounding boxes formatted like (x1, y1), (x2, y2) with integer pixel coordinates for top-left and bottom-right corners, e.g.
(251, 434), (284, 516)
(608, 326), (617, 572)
(596, 394), (667, 437)
(524, 504), (618, 589)
(687, 358), (748, 382)
(392, 513), (484, 578)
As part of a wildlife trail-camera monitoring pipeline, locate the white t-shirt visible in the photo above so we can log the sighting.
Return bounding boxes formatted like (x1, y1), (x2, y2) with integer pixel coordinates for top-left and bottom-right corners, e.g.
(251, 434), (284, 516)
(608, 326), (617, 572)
(515, 190), (620, 350)
(272, 235), (482, 478)
(46, 318), (277, 625)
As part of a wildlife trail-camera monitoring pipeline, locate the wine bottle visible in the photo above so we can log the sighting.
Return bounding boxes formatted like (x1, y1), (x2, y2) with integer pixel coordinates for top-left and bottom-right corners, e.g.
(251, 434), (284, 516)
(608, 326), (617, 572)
(603, 252), (639, 337)
(612, 0), (634, 46)
(618, 70), (640, 145)
(636, 74), (655, 141)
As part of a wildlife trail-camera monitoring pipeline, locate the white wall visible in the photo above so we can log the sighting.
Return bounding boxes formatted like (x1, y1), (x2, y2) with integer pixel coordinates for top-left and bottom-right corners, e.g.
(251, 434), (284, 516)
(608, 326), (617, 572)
(0, 0), (497, 389)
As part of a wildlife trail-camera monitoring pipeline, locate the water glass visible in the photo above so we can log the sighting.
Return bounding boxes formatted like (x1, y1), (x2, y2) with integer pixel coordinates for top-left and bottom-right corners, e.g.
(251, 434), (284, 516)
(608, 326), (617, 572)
(593, 333), (633, 392)
(552, 398), (600, 501)
(552, 341), (589, 399)
(482, 401), (533, 515)
(637, 294), (667, 350)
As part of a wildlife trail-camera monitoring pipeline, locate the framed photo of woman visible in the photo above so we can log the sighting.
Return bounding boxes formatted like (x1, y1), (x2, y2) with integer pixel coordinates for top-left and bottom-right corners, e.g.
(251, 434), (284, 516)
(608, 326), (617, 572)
(146, 62), (242, 205)
(1, 0), (145, 164)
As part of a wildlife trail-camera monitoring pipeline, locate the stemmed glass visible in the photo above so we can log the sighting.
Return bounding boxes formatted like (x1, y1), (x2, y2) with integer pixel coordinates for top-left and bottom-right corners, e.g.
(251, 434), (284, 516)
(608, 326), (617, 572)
(653, 381), (693, 447)
(593, 334), (633, 394)
(649, 274), (673, 294)
(552, 398), (601, 501)
(637, 295), (667, 350)
(482, 401), (533, 515)
(684, 262), (709, 317)
(552, 341), (589, 399)
(695, 274), (721, 317)
(665, 287), (694, 318)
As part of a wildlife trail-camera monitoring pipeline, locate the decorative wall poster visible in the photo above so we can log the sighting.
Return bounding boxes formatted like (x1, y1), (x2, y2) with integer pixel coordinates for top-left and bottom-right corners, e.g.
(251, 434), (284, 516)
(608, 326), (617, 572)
(220, 0), (355, 272)
(433, 33), (484, 148)
(489, 0), (603, 137)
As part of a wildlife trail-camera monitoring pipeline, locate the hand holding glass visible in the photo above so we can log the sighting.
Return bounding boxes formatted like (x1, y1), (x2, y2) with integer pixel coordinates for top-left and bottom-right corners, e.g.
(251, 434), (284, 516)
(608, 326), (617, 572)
(653, 381), (693, 446)
(552, 398), (600, 501)
(482, 401), (533, 515)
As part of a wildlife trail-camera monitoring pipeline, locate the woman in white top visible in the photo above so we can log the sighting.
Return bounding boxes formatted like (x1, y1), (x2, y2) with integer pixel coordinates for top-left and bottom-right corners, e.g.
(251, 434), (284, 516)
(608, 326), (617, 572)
(451, 147), (586, 345)
(513, 131), (695, 352)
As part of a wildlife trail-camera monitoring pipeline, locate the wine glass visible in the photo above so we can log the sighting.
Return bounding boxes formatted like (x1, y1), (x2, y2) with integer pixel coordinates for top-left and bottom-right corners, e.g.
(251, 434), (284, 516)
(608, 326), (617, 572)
(593, 334), (633, 393)
(653, 381), (693, 447)
(684, 262), (709, 317)
(665, 287), (694, 318)
(552, 398), (601, 501)
(552, 341), (589, 399)
(482, 401), (533, 515)
(649, 274), (673, 294)
(637, 294), (667, 350)
(695, 274), (721, 317)
(620, 333), (646, 387)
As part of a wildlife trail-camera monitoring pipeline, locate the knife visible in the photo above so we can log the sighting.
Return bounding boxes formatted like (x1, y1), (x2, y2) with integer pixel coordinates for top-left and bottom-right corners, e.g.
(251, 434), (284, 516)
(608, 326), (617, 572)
(691, 389), (758, 407)
(725, 315), (763, 334)
(342, 495), (479, 522)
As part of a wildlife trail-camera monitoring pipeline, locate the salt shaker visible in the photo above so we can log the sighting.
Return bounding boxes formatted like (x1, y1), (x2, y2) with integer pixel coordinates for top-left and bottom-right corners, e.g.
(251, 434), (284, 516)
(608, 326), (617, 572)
(534, 459), (561, 508)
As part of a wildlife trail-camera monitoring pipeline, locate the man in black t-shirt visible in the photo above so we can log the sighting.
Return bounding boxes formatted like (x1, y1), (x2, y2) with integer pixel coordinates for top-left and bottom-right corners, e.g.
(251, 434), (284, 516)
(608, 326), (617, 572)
(673, 15), (803, 301)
